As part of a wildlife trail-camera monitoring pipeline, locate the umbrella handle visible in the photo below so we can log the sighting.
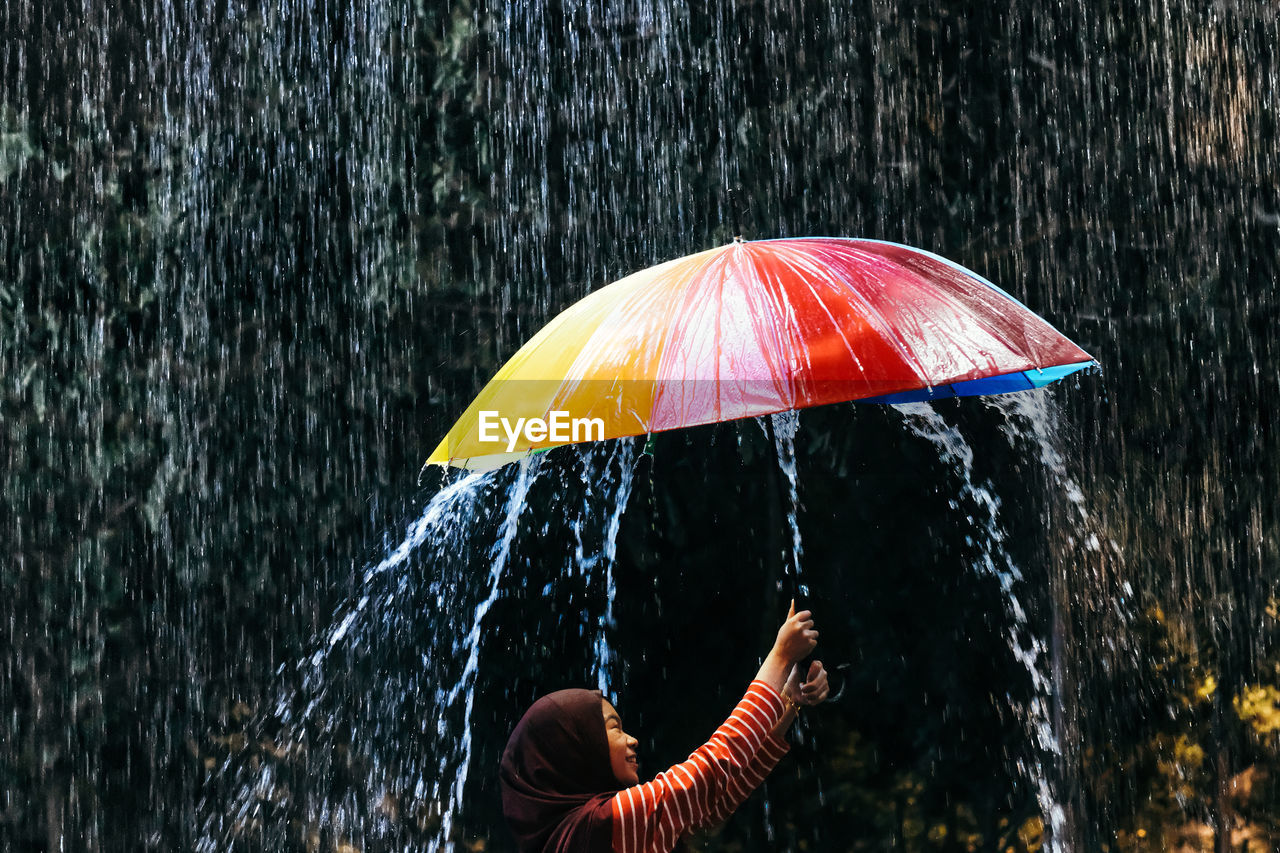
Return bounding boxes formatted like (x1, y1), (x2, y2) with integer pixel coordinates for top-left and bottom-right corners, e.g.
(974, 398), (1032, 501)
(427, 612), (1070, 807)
(825, 662), (851, 703)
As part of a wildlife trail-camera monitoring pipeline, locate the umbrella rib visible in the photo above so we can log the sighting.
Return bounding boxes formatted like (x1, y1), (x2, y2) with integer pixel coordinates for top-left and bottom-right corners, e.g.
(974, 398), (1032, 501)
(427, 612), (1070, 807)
(773, 245), (869, 378)
(738, 245), (800, 408)
(648, 247), (732, 431)
(784, 244), (934, 387)
(839, 248), (941, 381)
(843, 241), (1039, 383)
(712, 250), (726, 423)
(852, 243), (1027, 375)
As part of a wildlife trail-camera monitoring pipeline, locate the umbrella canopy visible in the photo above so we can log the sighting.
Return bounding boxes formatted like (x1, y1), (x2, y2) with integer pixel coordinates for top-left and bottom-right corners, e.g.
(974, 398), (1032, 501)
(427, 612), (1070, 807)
(428, 238), (1094, 470)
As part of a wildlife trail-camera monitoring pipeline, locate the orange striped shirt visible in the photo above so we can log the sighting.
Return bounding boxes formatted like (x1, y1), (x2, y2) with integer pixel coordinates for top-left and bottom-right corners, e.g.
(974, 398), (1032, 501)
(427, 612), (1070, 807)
(610, 681), (790, 853)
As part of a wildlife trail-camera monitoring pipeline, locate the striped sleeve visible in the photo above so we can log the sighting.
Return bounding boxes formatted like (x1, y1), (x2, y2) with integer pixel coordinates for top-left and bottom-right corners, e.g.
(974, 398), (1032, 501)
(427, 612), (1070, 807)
(610, 681), (791, 853)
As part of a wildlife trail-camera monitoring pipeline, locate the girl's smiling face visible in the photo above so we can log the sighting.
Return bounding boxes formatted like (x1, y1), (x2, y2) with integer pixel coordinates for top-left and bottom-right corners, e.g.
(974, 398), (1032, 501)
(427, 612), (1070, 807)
(601, 699), (640, 785)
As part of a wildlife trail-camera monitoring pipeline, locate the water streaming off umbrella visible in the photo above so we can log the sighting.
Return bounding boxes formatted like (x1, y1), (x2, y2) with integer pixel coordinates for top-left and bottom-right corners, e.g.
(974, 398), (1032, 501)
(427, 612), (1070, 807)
(895, 400), (1068, 851)
(197, 443), (645, 850)
(199, 396), (1100, 851)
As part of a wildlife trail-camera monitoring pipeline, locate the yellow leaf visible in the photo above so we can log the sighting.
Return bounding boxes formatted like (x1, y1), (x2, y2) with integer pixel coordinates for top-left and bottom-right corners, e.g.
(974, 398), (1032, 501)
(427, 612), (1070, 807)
(1019, 816), (1043, 851)
(1234, 684), (1280, 735)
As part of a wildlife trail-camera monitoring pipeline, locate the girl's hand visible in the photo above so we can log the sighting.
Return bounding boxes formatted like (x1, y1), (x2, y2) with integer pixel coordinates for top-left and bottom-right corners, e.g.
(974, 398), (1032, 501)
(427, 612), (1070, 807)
(773, 599), (818, 664)
(784, 660), (830, 707)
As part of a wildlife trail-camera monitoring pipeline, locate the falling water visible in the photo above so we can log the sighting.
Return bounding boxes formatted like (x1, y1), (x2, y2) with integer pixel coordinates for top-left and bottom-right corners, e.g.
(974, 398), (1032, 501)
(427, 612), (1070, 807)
(196, 462), (512, 851)
(894, 399), (1069, 852)
(986, 389), (1136, 845)
(769, 410), (807, 598)
(577, 440), (641, 695)
(6, 0), (1279, 849)
(323, 470), (493, 656)
(195, 439), (654, 851)
(438, 458), (539, 850)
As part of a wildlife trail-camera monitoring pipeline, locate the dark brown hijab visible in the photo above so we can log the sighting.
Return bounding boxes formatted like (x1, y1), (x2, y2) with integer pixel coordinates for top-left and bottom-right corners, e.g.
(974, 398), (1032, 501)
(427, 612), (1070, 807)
(500, 688), (620, 853)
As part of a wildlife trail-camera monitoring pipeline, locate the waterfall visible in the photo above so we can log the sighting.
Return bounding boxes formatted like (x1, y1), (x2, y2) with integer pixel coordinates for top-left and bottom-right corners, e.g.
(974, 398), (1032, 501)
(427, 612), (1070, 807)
(6, 0), (1278, 848)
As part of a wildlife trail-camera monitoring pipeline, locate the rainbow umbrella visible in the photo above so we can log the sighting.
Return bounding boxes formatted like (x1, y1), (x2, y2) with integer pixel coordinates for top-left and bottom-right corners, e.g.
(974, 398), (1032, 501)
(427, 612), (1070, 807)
(427, 238), (1094, 470)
